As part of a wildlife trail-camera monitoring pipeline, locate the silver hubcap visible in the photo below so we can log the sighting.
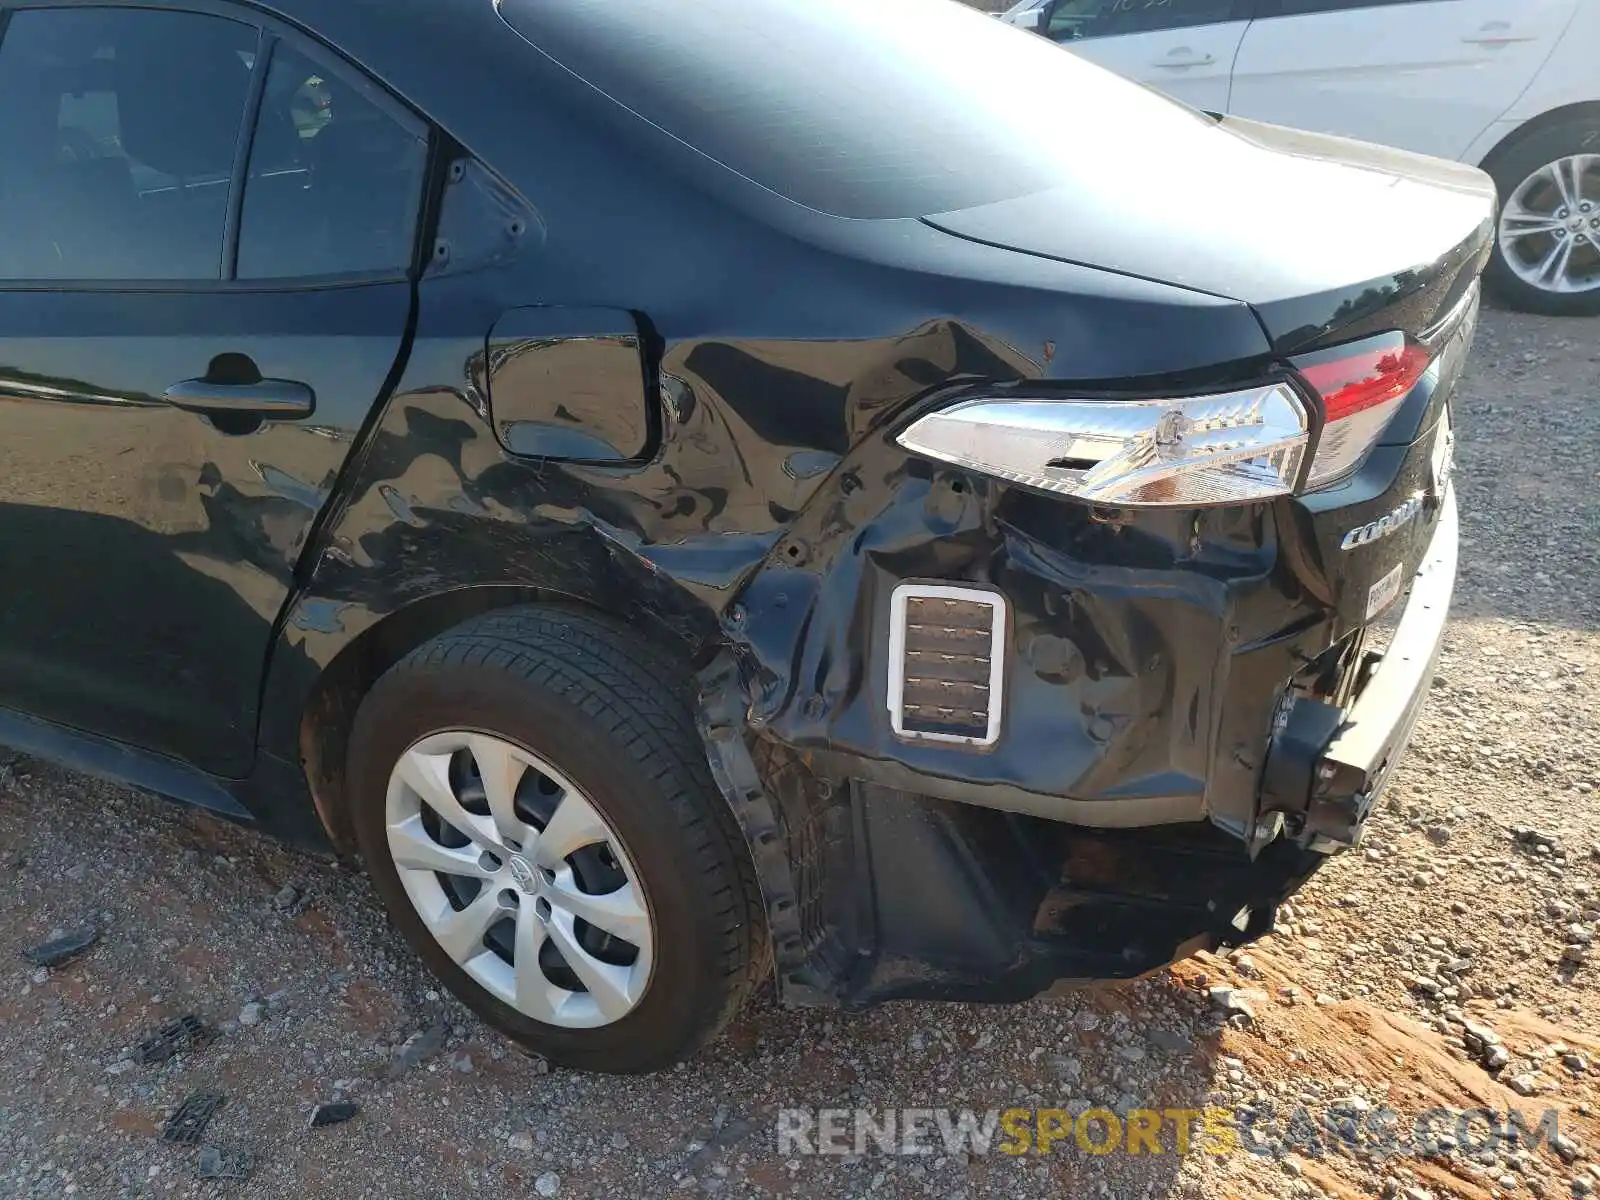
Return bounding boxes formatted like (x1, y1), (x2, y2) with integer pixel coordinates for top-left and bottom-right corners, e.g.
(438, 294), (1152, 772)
(1499, 153), (1600, 295)
(385, 731), (654, 1029)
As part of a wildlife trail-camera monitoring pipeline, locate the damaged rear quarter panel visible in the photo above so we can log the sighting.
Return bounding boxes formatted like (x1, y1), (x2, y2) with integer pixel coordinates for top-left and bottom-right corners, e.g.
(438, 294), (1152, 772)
(250, 204), (1319, 992)
(257, 223), (1283, 804)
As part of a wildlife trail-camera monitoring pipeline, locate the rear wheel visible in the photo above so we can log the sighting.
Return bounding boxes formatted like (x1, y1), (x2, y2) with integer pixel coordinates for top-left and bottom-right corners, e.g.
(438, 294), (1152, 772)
(347, 607), (766, 1073)
(1485, 117), (1600, 315)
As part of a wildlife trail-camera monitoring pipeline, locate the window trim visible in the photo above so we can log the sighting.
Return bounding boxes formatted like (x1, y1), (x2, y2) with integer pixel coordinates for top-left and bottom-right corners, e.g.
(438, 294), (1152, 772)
(1042, 0), (1256, 42)
(0, 0), (437, 292)
(221, 26), (273, 280)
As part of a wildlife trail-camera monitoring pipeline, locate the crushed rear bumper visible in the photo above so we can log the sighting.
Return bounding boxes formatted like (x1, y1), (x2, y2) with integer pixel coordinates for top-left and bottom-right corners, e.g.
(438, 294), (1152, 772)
(1261, 487), (1458, 852)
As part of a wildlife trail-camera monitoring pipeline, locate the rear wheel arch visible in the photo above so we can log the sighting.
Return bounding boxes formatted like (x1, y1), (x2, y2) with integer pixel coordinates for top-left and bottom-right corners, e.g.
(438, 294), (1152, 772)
(1478, 102), (1600, 173)
(1476, 105), (1600, 314)
(297, 586), (703, 854)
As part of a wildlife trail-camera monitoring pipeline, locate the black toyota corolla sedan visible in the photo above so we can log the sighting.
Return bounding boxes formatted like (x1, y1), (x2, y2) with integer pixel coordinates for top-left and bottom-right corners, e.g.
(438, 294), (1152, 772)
(0, 0), (1487, 1071)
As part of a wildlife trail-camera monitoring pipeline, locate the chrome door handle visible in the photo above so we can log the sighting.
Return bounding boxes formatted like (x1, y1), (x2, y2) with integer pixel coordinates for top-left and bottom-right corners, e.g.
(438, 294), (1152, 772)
(1154, 50), (1215, 68)
(1462, 23), (1538, 45)
(164, 378), (315, 419)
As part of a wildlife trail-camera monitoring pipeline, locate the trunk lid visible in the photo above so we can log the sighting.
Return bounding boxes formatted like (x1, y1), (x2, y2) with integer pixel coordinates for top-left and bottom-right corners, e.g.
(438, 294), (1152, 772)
(924, 116), (1495, 355)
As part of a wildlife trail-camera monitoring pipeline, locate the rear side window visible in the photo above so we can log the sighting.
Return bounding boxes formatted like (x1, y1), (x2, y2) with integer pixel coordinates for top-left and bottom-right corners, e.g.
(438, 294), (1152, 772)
(1048, 0), (1243, 41)
(237, 43), (428, 279)
(497, 0), (1214, 220)
(0, 7), (257, 280)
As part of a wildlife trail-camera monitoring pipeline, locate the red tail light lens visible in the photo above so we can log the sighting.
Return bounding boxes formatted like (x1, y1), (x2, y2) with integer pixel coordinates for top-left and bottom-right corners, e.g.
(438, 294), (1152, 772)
(1301, 341), (1433, 422)
(1297, 334), (1435, 490)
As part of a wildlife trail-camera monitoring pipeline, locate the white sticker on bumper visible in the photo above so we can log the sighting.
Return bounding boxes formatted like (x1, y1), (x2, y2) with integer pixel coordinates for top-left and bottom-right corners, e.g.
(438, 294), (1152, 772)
(1366, 562), (1404, 621)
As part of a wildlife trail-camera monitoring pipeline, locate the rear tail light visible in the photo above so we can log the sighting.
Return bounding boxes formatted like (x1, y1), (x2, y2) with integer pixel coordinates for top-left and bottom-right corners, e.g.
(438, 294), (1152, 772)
(1297, 335), (1433, 490)
(1298, 285), (1479, 491)
(896, 384), (1309, 507)
(897, 286), (1478, 508)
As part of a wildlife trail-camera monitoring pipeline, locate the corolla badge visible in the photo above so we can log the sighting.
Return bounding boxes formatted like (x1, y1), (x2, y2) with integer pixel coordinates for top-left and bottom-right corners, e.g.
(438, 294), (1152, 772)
(1340, 495), (1424, 551)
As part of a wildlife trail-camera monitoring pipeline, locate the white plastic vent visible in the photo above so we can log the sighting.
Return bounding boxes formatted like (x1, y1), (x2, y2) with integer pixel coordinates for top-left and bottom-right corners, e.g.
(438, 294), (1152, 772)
(886, 583), (1007, 747)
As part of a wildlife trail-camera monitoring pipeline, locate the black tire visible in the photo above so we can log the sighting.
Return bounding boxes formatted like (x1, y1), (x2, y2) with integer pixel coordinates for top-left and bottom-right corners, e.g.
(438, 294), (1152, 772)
(1483, 115), (1600, 316)
(347, 606), (767, 1073)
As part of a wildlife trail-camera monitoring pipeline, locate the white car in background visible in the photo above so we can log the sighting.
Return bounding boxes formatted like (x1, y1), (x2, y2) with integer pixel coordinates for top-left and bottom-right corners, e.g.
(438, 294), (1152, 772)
(999, 0), (1600, 314)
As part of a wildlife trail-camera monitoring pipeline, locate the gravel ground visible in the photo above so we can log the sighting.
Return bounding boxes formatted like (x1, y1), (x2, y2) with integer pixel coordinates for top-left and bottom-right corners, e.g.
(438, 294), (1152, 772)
(1, 307), (1597, 1200)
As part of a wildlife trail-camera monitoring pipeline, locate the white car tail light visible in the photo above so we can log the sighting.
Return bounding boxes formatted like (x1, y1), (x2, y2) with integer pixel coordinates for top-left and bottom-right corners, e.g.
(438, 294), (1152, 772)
(896, 384), (1309, 507)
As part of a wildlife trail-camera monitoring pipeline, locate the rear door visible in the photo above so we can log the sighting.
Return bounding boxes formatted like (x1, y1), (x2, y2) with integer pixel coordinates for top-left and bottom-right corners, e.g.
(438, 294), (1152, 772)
(1230, 0), (1581, 161)
(0, 3), (428, 776)
(1044, 0), (1255, 111)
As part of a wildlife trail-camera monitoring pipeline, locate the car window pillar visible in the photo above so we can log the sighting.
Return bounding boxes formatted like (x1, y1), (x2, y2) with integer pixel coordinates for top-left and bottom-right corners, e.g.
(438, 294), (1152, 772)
(222, 30), (276, 282)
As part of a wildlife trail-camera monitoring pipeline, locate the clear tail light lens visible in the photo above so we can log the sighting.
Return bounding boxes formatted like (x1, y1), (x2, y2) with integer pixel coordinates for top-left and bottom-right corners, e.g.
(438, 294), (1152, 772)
(896, 383), (1309, 507)
(1297, 334), (1434, 491)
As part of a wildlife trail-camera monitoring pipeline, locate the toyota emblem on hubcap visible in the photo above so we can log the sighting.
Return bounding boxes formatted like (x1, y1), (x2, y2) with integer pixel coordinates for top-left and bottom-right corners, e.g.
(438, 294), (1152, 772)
(507, 855), (538, 893)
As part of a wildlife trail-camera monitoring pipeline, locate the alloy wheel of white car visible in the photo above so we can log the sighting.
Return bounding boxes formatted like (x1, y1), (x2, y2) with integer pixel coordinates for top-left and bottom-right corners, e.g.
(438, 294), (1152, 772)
(384, 729), (655, 1029)
(1498, 152), (1600, 298)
